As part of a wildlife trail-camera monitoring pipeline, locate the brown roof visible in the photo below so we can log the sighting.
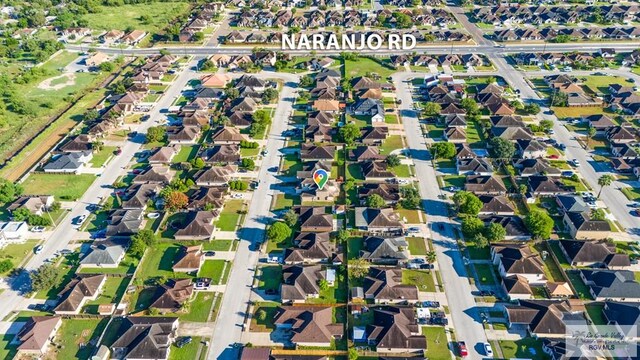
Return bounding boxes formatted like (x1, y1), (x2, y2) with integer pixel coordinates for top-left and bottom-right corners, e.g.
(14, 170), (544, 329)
(174, 211), (215, 239)
(210, 127), (248, 143)
(464, 175), (507, 194)
(132, 165), (175, 184)
(503, 275), (533, 295)
(54, 274), (106, 313)
(148, 147), (177, 163)
(16, 316), (61, 352)
(312, 100), (340, 112)
(173, 245), (203, 272)
(273, 306), (343, 344)
(506, 299), (585, 336)
(364, 267), (418, 301)
(366, 306), (426, 350)
(150, 279), (194, 312)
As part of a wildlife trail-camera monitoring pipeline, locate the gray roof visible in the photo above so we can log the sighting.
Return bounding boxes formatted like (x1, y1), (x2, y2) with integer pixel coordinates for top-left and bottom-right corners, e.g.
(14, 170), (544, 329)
(360, 236), (409, 262)
(80, 239), (128, 266)
(556, 195), (589, 214)
(580, 270), (640, 299)
(43, 151), (92, 171)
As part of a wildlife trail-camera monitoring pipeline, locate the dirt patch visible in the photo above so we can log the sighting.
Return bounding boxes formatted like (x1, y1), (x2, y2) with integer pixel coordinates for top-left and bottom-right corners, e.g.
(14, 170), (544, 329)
(38, 73), (76, 90)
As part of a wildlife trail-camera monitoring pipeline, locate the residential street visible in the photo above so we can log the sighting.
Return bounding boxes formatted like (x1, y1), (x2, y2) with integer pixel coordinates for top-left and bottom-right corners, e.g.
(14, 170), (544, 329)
(206, 72), (299, 360)
(393, 73), (489, 360)
(0, 57), (201, 321)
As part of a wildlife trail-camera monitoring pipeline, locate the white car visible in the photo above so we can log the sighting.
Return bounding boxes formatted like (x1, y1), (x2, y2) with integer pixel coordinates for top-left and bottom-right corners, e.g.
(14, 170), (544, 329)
(34, 245), (43, 254)
(572, 159), (580, 167)
(484, 343), (493, 357)
(30, 226), (45, 233)
(147, 212), (160, 219)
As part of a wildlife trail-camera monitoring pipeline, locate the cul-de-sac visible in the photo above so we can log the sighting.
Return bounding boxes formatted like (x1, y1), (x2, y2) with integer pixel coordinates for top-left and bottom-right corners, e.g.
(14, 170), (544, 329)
(1, 1), (640, 359)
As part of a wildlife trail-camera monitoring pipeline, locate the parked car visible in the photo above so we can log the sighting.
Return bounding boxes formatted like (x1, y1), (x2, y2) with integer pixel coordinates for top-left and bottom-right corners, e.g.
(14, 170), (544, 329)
(176, 337), (192, 348)
(571, 159), (580, 167)
(34, 245), (43, 254)
(484, 343), (493, 357)
(407, 227), (420, 233)
(458, 342), (468, 357)
(419, 264), (434, 270)
(30, 226), (45, 233)
(205, 251), (216, 257)
(114, 147), (122, 155)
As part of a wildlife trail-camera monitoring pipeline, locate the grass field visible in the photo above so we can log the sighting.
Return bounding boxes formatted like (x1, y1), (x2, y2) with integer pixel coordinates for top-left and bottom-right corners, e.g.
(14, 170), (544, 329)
(81, 2), (191, 34)
(198, 260), (228, 284)
(169, 336), (205, 360)
(422, 326), (451, 360)
(380, 135), (404, 154)
(0, 239), (39, 275)
(402, 269), (436, 292)
(250, 302), (280, 332)
(90, 146), (116, 167)
(397, 208), (422, 224)
(51, 318), (109, 360)
(22, 173), (96, 201)
(173, 145), (200, 163)
(181, 292), (215, 322)
(406, 237), (428, 255)
(215, 200), (245, 231)
(344, 57), (396, 80)
(202, 240), (233, 251)
(474, 264), (496, 285)
(135, 242), (193, 282)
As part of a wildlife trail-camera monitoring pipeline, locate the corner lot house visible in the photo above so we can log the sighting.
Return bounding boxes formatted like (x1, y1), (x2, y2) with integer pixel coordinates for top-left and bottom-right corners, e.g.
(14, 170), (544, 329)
(110, 317), (179, 359)
(14, 316), (62, 357)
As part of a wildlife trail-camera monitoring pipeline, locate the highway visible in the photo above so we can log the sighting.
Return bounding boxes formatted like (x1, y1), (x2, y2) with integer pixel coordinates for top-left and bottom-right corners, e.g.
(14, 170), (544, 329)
(206, 72), (299, 360)
(393, 72), (490, 360)
(0, 57), (201, 321)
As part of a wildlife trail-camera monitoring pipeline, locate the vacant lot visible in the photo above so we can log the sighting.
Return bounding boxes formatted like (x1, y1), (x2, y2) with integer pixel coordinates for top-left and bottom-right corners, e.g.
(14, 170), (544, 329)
(344, 57), (396, 80)
(22, 173), (96, 201)
(215, 200), (245, 231)
(402, 269), (436, 292)
(0, 239), (39, 275)
(81, 2), (191, 34)
(407, 237), (427, 255)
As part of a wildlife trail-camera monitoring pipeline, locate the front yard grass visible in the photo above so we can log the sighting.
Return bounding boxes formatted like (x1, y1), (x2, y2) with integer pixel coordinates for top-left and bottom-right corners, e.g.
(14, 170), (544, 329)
(498, 338), (549, 360)
(198, 260), (228, 284)
(0, 239), (39, 275)
(406, 237), (428, 255)
(181, 292), (215, 322)
(442, 175), (466, 188)
(250, 302), (280, 332)
(90, 146), (117, 167)
(422, 326), (450, 360)
(272, 193), (299, 212)
(380, 135), (404, 154)
(258, 265), (282, 291)
(215, 200), (244, 231)
(84, 276), (128, 314)
(397, 208), (422, 224)
(391, 164), (412, 177)
(474, 264), (497, 285)
(173, 145), (200, 163)
(135, 242), (193, 282)
(203, 240), (233, 251)
(22, 173), (96, 201)
(169, 336), (204, 360)
(402, 269), (436, 292)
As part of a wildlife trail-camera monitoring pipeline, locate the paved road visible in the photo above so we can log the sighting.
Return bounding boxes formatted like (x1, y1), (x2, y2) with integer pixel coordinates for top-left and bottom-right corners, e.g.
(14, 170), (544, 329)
(206, 71), (299, 360)
(0, 57), (200, 321)
(65, 42), (640, 57)
(392, 73), (489, 360)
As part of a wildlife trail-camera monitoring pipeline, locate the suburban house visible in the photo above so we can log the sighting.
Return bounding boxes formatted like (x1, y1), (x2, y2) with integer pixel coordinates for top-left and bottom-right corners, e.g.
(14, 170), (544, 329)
(280, 264), (327, 303)
(363, 267), (418, 304)
(105, 209), (144, 238)
(456, 157), (494, 175)
(505, 299), (586, 338)
(110, 317), (179, 360)
(14, 316), (62, 357)
(351, 98), (384, 123)
(482, 216), (531, 240)
(132, 165), (176, 184)
(296, 206), (334, 233)
(366, 306), (427, 353)
(300, 143), (336, 161)
(53, 274), (107, 315)
(562, 211), (611, 240)
(79, 239), (128, 269)
(187, 186), (226, 211)
(148, 147), (178, 164)
(559, 239), (630, 269)
(273, 306), (343, 347)
(464, 175), (507, 195)
(579, 270), (640, 302)
(194, 165), (236, 187)
(7, 195), (54, 216)
(360, 161), (394, 182)
(283, 232), (335, 264)
(172, 245), (204, 273)
(491, 244), (546, 284)
(121, 183), (160, 210)
(358, 183), (400, 206)
(360, 236), (410, 264)
(478, 195), (516, 216)
(603, 301), (640, 332)
(355, 207), (403, 233)
(174, 211), (216, 240)
(43, 151), (93, 173)
(149, 279), (194, 313)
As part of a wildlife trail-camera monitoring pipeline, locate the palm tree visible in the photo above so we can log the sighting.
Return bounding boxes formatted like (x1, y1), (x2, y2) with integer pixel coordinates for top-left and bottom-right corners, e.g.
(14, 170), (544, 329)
(425, 251), (437, 269)
(597, 174), (614, 199)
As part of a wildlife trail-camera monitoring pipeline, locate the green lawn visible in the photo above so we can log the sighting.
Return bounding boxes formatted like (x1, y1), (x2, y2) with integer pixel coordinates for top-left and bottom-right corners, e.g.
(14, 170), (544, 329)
(22, 173), (96, 201)
(397, 208), (422, 224)
(498, 338), (549, 360)
(173, 145), (200, 163)
(346, 163), (365, 181)
(566, 271), (592, 299)
(391, 164), (412, 177)
(258, 265), (282, 291)
(406, 237), (428, 255)
(442, 175), (466, 188)
(380, 135), (404, 154)
(474, 264), (497, 285)
(202, 240), (233, 251)
(135, 242), (193, 282)
(561, 177), (588, 192)
(35, 253), (80, 300)
(0, 239), (39, 275)
(551, 106), (609, 119)
(586, 303), (606, 325)
(198, 260), (229, 284)
(90, 146), (117, 167)
(240, 147), (260, 157)
(384, 114), (399, 124)
(427, 124), (446, 139)
(169, 336), (205, 360)
(582, 75), (631, 95)
(621, 187), (640, 201)
(422, 326), (451, 360)
(181, 292), (215, 322)
(344, 57), (396, 80)
(272, 193), (299, 212)
(215, 200), (245, 231)
(51, 318), (109, 360)
(0, 334), (17, 360)
(84, 276), (129, 314)
(347, 237), (364, 261)
(81, 2), (191, 34)
(402, 269), (436, 292)
(250, 302), (280, 332)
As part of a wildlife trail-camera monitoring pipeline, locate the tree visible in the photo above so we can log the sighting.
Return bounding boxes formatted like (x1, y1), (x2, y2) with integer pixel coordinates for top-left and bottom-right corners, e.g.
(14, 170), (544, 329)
(282, 209), (298, 227)
(200, 59), (216, 71)
(191, 157), (205, 169)
(484, 222), (506, 242)
(423, 102), (441, 117)
(349, 348), (359, 360)
(0, 259), (13, 273)
(99, 61), (115, 72)
(261, 88), (278, 104)
(430, 142), (456, 159)
(386, 154), (401, 167)
(267, 222), (292, 243)
(241, 158), (256, 171)
(551, 91), (568, 107)
(164, 191), (188, 211)
(30, 263), (62, 293)
(489, 137), (516, 162)
(400, 187), (421, 210)
(425, 251), (437, 266)
(146, 126), (166, 143)
(472, 232), (489, 249)
(133, 229), (157, 246)
(11, 208), (31, 222)
(0, 179), (22, 204)
(587, 126), (596, 148)
(193, 32), (204, 42)
(318, 279), (329, 291)
(339, 123), (360, 145)
(83, 109), (100, 122)
(349, 258), (369, 279)
(460, 98), (480, 115)
(256, 309), (267, 321)
(597, 174), (614, 199)
(461, 217), (484, 239)
(452, 191), (482, 216)
(337, 229), (350, 243)
(366, 194), (386, 208)
(590, 208), (606, 221)
(524, 210), (554, 240)
(300, 75), (313, 87)
(522, 103), (540, 115)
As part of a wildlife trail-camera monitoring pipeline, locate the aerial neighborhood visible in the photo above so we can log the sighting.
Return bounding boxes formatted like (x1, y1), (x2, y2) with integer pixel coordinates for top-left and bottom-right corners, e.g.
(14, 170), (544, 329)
(1, 0), (640, 359)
